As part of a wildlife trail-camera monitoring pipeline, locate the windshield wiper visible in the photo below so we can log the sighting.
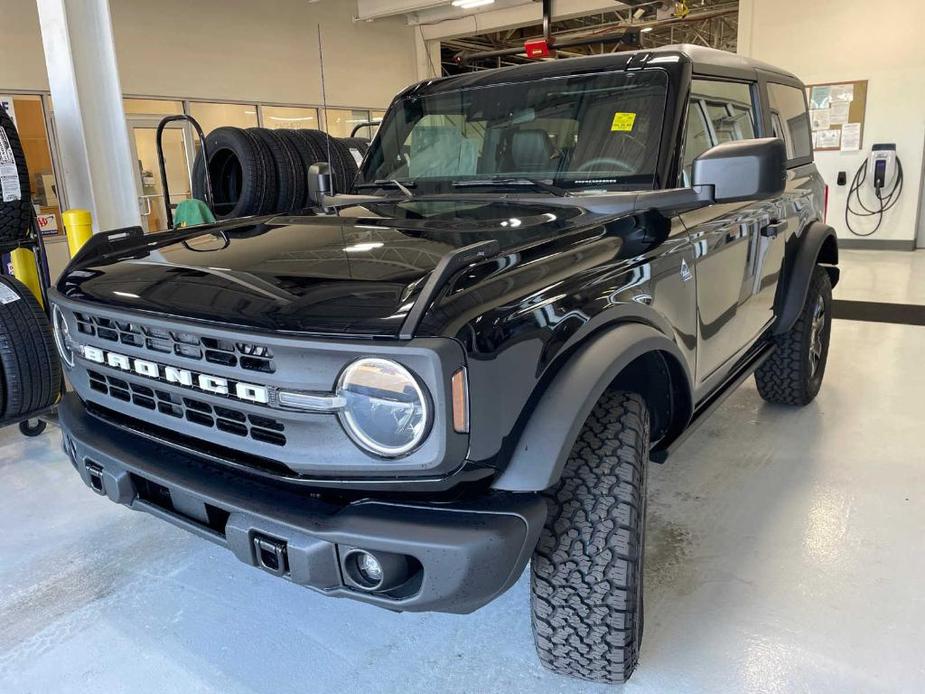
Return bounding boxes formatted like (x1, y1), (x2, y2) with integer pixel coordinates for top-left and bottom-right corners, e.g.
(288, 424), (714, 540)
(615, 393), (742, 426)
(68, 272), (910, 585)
(453, 177), (568, 196)
(354, 179), (416, 199)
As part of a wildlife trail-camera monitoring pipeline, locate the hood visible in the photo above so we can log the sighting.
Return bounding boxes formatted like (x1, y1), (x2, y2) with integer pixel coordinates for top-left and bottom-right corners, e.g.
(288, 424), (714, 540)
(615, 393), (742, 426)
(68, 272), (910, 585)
(58, 199), (592, 337)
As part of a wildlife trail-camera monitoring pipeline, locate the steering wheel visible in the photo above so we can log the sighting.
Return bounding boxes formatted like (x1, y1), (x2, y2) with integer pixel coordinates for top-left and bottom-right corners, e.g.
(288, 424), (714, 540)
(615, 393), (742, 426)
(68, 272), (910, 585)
(575, 158), (637, 176)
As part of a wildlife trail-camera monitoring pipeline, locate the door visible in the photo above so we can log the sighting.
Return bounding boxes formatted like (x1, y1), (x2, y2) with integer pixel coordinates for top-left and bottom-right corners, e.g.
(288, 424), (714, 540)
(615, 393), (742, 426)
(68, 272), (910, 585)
(679, 79), (775, 390)
(127, 117), (193, 233)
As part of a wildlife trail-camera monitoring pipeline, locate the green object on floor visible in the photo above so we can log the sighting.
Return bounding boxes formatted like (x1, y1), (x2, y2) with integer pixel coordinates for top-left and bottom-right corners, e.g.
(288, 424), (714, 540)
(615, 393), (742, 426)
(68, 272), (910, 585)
(173, 198), (216, 228)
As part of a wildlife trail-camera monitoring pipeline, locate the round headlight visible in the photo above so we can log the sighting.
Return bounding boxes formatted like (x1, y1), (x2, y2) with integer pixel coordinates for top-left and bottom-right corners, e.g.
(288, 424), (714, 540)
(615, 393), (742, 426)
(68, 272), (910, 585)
(336, 358), (431, 457)
(52, 304), (75, 368)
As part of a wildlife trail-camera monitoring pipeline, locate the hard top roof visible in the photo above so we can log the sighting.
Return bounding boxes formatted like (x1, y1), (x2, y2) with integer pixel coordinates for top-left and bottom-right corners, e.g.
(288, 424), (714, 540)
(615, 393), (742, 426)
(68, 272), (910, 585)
(407, 44), (802, 98)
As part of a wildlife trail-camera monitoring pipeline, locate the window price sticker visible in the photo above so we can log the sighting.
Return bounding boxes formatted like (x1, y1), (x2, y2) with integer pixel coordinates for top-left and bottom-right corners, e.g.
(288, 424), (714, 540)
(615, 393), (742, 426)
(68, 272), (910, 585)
(611, 112), (637, 132)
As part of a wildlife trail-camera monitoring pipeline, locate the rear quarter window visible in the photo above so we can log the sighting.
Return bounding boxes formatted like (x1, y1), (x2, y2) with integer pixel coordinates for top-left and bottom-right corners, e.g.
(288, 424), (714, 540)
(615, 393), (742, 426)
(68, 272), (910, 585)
(767, 83), (813, 163)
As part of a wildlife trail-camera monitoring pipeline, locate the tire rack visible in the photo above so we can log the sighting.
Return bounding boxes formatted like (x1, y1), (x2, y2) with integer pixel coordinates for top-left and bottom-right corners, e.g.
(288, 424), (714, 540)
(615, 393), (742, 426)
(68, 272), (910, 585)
(0, 206), (61, 437)
(156, 115), (214, 229)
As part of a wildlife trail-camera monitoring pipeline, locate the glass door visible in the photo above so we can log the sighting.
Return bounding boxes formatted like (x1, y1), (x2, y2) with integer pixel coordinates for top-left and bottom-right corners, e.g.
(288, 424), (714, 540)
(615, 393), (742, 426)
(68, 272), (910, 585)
(127, 117), (192, 233)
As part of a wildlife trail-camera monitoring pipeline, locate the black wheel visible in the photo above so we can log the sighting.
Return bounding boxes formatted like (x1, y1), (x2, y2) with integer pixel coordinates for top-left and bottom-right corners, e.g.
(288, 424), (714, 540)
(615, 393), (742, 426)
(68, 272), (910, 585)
(0, 104), (32, 245)
(0, 275), (62, 420)
(755, 266), (833, 406)
(19, 419), (46, 437)
(531, 390), (649, 684)
(191, 127), (271, 219)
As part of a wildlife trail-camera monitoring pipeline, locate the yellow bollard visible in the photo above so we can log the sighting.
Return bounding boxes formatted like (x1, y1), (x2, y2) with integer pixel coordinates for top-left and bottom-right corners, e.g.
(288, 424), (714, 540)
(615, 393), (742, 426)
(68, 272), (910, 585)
(10, 247), (44, 308)
(62, 208), (93, 257)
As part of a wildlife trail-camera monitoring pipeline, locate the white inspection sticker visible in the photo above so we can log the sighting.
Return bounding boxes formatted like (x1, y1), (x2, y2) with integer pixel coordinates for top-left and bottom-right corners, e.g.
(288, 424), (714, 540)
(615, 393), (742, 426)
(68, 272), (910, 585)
(0, 127), (22, 202)
(0, 283), (21, 305)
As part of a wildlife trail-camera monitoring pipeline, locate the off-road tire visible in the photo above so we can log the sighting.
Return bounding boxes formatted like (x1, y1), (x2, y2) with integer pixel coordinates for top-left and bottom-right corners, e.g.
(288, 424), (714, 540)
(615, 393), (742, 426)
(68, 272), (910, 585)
(0, 104), (32, 245)
(531, 390), (650, 684)
(755, 266), (832, 406)
(0, 275), (61, 420)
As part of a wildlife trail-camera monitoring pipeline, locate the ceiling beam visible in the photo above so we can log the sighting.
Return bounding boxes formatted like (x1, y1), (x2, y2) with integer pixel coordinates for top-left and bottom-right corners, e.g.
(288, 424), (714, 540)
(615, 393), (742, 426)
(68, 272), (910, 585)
(419, 0), (632, 41)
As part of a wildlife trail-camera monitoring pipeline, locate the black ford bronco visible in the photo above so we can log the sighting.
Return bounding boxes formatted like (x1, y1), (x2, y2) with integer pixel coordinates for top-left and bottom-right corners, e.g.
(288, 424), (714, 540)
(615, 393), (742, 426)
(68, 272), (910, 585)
(50, 45), (838, 683)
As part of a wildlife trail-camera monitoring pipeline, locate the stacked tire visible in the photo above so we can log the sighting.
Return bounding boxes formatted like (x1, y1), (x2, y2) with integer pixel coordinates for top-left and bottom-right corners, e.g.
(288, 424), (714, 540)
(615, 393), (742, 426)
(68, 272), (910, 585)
(0, 276), (61, 421)
(0, 105), (32, 245)
(192, 127), (370, 220)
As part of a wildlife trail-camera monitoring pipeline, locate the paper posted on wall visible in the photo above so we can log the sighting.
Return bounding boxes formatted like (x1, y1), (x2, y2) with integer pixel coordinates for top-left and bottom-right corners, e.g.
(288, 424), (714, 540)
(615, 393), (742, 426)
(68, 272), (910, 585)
(810, 85), (831, 109)
(814, 129), (841, 150)
(841, 122), (862, 151)
(828, 102), (850, 125)
(829, 84), (854, 103)
(810, 109), (831, 131)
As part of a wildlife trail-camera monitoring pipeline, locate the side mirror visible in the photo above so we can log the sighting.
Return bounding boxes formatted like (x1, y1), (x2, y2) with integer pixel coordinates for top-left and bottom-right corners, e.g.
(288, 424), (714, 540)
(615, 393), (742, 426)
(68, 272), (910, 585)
(307, 162), (333, 207)
(692, 137), (787, 203)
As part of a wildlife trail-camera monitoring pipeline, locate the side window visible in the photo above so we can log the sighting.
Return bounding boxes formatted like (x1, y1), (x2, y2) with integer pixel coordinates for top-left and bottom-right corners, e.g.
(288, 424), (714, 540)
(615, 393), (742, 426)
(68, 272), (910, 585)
(681, 103), (711, 185)
(681, 79), (757, 185)
(767, 83), (812, 162)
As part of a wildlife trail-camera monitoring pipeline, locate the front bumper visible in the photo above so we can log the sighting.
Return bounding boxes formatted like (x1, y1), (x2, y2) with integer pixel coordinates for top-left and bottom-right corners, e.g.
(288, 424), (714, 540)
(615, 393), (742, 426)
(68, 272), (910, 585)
(59, 394), (545, 614)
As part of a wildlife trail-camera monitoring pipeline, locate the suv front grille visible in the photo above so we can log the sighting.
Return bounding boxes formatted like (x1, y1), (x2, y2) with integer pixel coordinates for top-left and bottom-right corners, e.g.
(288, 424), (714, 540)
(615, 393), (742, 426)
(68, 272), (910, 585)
(74, 312), (275, 373)
(87, 369), (286, 447)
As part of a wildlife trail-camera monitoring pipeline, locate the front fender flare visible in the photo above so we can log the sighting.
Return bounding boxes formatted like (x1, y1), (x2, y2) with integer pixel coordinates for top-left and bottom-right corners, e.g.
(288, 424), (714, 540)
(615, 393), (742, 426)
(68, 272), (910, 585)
(774, 222), (839, 335)
(492, 323), (691, 492)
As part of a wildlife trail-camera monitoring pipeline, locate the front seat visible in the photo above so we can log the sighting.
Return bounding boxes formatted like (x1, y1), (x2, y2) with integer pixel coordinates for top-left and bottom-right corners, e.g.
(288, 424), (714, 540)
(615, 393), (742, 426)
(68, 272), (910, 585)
(505, 129), (556, 173)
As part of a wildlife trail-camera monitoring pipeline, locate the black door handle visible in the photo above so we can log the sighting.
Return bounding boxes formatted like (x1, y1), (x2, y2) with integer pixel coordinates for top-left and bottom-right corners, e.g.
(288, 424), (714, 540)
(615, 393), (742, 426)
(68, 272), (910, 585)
(761, 220), (787, 238)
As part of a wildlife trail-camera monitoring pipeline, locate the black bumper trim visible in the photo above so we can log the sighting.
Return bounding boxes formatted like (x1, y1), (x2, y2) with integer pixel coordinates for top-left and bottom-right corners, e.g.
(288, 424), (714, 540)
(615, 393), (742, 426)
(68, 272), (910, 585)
(59, 394), (546, 614)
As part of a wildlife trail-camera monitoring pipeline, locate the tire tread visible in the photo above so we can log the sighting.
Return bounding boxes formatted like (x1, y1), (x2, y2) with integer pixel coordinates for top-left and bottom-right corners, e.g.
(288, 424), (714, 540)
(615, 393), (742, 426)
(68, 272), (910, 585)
(530, 390), (649, 684)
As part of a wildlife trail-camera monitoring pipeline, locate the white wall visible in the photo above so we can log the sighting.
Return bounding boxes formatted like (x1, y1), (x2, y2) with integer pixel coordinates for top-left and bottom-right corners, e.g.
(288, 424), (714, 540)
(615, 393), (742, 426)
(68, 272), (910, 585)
(739, 0), (925, 247)
(1, 0), (419, 108)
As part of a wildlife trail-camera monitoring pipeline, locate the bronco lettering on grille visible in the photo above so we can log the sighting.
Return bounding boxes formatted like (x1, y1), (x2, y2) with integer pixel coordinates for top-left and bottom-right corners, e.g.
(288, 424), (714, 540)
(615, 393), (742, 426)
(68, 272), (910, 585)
(80, 345), (269, 404)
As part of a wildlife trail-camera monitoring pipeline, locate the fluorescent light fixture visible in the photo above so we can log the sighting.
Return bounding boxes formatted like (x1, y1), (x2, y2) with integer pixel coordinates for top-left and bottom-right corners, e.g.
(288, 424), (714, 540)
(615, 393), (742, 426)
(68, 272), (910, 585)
(641, 26), (654, 33)
(269, 116), (314, 121)
(633, 8), (646, 19)
(451, 0), (495, 9)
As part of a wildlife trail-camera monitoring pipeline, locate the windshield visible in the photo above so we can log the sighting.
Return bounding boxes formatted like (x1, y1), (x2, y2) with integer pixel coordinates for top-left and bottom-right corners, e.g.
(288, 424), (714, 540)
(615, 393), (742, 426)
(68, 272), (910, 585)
(359, 69), (668, 193)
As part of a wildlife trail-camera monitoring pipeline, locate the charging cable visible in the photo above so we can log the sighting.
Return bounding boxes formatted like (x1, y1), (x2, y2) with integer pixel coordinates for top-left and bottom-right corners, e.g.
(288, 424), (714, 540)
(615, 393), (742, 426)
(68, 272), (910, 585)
(845, 156), (904, 236)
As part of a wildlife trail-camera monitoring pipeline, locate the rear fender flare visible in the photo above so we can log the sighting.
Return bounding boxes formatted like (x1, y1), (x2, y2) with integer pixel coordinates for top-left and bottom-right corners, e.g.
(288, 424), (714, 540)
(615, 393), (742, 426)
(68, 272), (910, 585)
(774, 221), (839, 335)
(492, 323), (692, 492)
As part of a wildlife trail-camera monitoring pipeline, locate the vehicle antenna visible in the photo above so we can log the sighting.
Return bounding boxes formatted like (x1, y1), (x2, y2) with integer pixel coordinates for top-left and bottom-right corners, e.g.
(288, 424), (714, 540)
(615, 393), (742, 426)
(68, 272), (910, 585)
(317, 24), (334, 180)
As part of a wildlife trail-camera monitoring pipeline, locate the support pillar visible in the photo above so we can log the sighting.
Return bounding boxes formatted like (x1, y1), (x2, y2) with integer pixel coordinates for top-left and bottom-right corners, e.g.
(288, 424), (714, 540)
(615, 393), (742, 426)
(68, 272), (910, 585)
(36, 0), (140, 233)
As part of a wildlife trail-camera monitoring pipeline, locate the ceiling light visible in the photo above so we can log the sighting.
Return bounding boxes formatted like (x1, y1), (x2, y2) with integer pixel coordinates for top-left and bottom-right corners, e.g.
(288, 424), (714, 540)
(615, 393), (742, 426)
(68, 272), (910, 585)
(641, 26), (654, 33)
(451, 0), (495, 9)
(345, 242), (384, 253)
(633, 8), (646, 19)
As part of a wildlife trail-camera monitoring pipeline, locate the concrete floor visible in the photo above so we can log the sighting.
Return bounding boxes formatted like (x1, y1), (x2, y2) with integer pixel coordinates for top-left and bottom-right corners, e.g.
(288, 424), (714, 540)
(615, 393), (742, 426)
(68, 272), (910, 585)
(2, 317), (925, 693)
(835, 249), (925, 304)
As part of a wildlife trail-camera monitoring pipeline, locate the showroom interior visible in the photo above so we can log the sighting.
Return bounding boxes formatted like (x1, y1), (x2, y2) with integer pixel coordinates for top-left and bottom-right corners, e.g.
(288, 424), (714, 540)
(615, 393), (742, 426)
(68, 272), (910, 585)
(1, 0), (923, 691)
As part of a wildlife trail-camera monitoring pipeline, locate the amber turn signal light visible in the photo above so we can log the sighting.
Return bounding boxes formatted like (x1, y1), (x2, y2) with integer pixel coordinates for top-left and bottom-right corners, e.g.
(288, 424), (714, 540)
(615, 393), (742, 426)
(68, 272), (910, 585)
(451, 368), (469, 433)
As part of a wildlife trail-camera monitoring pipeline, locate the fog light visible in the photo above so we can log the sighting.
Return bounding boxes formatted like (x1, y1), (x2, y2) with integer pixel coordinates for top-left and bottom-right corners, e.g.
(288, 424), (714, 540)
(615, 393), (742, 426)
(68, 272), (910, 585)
(357, 552), (383, 584)
(342, 548), (412, 592)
